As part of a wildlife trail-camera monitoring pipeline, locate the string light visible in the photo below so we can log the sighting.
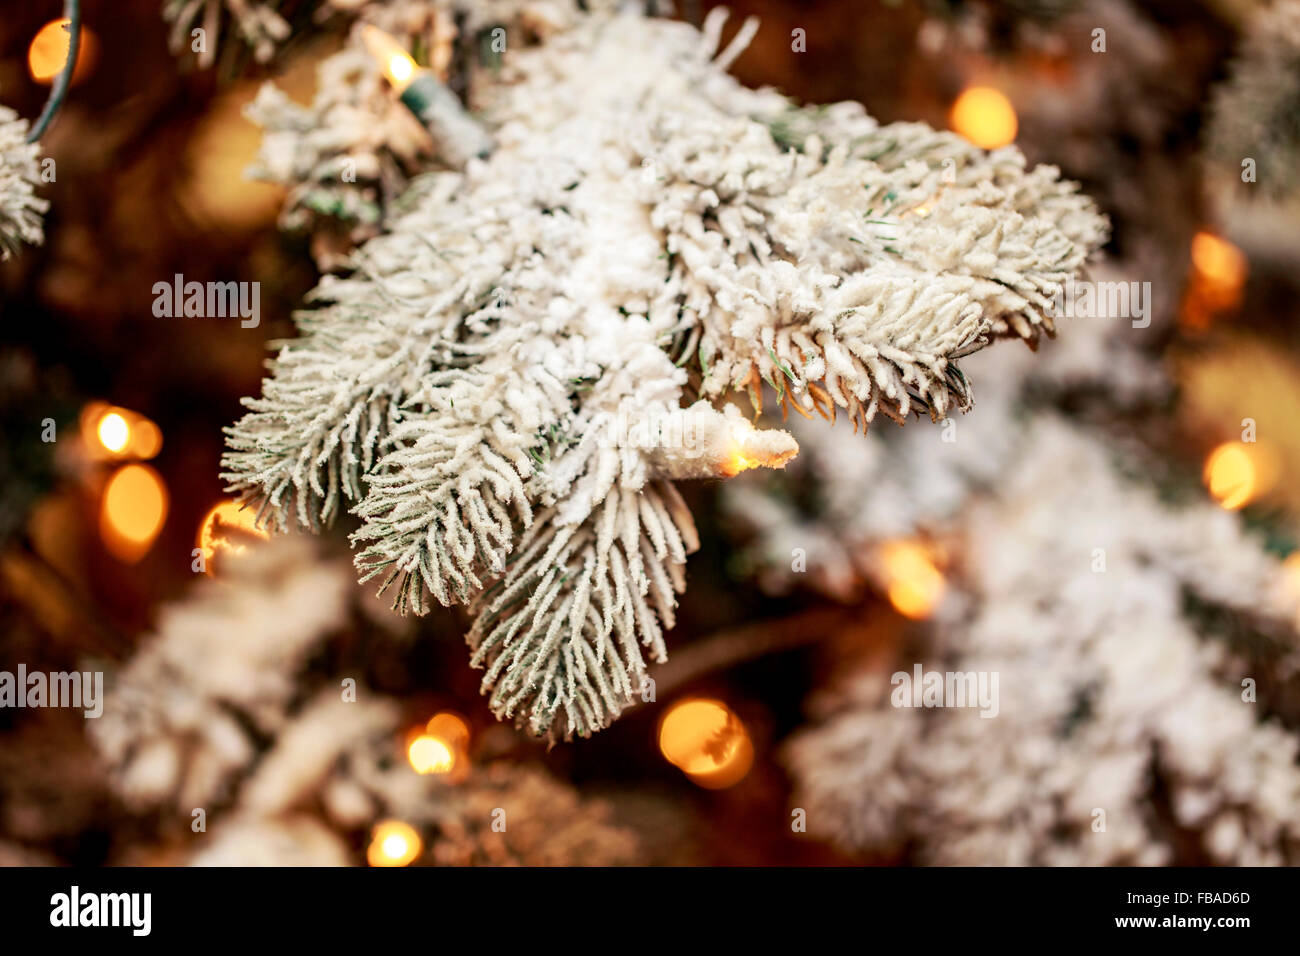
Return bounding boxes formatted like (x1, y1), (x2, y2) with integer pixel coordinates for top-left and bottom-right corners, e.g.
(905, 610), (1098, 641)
(27, 18), (95, 86)
(100, 464), (168, 563)
(1191, 232), (1247, 293)
(96, 412), (129, 453)
(128, 420), (163, 459)
(1204, 441), (1276, 511)
(950, 86), (1018, 150)
(878, 540), (946, 619)
(658, 698), (753, 789)
(80, 403), (163, 461)
(359, 25), (492, 167)
(406, 712), (470, 776)
(366, 820), (422, 867)
(195, 501), (269, 574)
(1182, 231), (1247, 330)
(407, 735), (455, 775)
(360, 25), (419, 94)
(426, 712), (470, 752)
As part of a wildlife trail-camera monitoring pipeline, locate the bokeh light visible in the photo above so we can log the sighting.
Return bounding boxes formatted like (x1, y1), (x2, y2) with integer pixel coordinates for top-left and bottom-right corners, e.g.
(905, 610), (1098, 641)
(81, 403), (162, 461)
(879, 540), (946, 620)
(100, 464), (168, 562)
(658, 698), (753, 789)
(1204, 441), (1276, 511)
(366, 820), (422, 867)
(405, 712), (470, 777)
(1191, 232), (1247, 294)
(129, 419), (163, 459)
(28, 18), (96, 86)
(195, 500), (269, 574)
(407, 735), (455, 775)
(96, 412), (129, 453)
(1182, 231), (1248, 330)
(950, 86), (1018, 149)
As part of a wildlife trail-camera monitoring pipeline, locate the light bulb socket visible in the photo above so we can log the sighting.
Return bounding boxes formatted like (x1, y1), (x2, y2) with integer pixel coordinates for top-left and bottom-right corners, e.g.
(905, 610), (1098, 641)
(399, 73), (493, 168)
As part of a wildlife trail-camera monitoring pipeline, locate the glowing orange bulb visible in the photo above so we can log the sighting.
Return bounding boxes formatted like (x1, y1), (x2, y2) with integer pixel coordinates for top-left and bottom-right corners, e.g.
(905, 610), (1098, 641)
(658, 698), (753, 789)
(360, 25), (420, 93)
(100, 464), (168, 562)
(723, 423), (759, 477)
(1204, 442), (1265, 511)
(28, 19), (95, 86)
(407, 735), (455, 775)
(128, 419), (163, 459)
(950, 86), (1018, 150)
(389, 54), (414, 84)
(81, 403), (162, 461)
(367, 820), (422, 867)
(426, 712), (470, 751)
(1191, 232), (1247, 294)
(196, 500), (269, 574)
(879, 540), (946, 620)
(96, 412), (130, 453)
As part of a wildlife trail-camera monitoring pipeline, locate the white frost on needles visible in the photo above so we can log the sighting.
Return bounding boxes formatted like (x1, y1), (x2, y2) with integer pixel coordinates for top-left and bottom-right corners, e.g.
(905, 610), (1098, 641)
(783, 415), (1300, 865)
(223, 7), (1107, 739)
(0, 107), (46, 261)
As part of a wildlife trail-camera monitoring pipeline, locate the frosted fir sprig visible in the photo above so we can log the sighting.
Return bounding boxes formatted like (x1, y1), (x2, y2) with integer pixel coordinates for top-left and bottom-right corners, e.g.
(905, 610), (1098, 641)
(0, 108), (47, 261)
(163, 0), (291, 67)
(89, 537), (640, 865)
(243, 41), (437, 269)
(224, 7), (1106, 739)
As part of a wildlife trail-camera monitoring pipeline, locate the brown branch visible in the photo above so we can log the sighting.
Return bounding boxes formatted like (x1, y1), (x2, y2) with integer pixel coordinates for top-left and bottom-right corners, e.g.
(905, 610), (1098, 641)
(6, 533), (133, 660)
(637, 603), (865, 705)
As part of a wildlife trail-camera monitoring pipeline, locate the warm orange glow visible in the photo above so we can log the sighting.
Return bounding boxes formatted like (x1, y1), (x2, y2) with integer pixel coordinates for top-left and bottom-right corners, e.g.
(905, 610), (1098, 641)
(27, 19), (96, 86)
(658, 698), (754, 789)
(81, 403), (162, 461)
(196, 501), (269, 574)
(100, 464), (168, 562)
(405, 712), (470, 777)
(950, 86), (1018, 150)
(96, 412), (130, 453)
(907, 195), (939, 218)
(407, 735), (455, 775)
(1182, 232), (1248, 331)
(367, 820), (422, 867)
(360, 25), (420, 93)
(426, 712), (470, 752)
(129, 419), (164, 459)
(1191, 232), (1247, 292)
(725, 452), (756, 475)
(1203, 441), (1276, 511)
(879, 540), (945, 619)
(723, 423), (758, 476)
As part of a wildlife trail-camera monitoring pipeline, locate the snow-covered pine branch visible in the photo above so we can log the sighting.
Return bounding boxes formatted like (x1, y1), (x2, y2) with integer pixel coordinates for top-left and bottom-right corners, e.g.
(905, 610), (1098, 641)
(0, 107), (46, 261)
(90, 538), (640, 865)
(224, 6), (1107, 739)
